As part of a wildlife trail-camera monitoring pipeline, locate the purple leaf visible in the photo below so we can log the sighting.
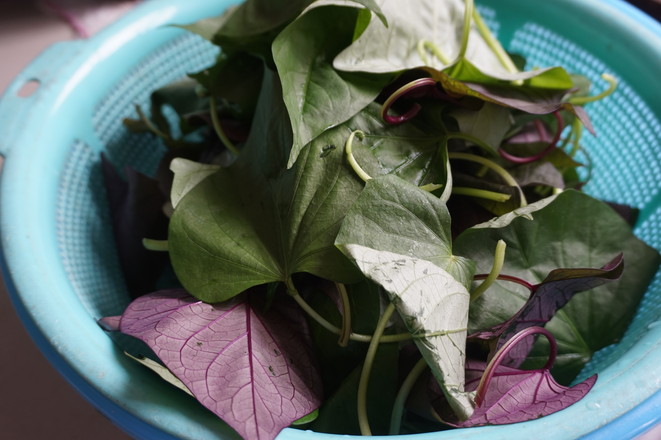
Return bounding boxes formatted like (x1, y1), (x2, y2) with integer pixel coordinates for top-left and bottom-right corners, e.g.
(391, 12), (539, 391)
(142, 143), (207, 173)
(101, 155), (170, 298)
(433, 327), (596, 427)
(471, 254), (624, 367)
(115, 289), (323, 440)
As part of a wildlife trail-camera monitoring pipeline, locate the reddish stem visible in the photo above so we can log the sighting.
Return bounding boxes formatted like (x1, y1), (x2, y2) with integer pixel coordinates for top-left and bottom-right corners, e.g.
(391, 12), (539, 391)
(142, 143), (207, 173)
(498, 111), (564, 164)
(473, 273), (536, 292)
(381, 78), (437, 125)
(474, 326), (557, 407)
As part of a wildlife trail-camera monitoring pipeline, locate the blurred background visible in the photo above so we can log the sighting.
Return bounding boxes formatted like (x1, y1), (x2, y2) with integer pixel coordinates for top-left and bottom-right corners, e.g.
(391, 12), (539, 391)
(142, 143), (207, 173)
(0, 0), (659, 439)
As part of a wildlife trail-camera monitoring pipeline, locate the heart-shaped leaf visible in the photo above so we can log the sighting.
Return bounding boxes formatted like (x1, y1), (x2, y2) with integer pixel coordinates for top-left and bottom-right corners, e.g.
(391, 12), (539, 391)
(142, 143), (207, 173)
(433, 327), (596, 427)
(338, 244), (475, 420)
(471, 254), (624, 367)
(168, 70), (366, 303)
(273, 4), (393, 167)
(455, 190), (661, 383)
(336, 175), (475, 286)
(114, 289), (323, 440)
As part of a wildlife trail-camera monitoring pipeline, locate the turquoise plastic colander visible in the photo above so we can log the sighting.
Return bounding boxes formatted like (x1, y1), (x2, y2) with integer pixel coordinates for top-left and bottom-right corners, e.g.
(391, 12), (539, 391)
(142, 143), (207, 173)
(1, 0), (660, 439)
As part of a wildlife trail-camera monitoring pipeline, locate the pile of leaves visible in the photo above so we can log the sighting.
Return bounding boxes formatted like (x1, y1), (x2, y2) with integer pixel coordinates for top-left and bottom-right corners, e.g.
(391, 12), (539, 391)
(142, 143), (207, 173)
(99, 1), (661, 439)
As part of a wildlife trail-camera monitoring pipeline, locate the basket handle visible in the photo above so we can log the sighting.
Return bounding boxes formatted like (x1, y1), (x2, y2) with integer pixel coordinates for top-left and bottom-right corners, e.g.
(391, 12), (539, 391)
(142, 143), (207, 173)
(0, 40), (85, 158)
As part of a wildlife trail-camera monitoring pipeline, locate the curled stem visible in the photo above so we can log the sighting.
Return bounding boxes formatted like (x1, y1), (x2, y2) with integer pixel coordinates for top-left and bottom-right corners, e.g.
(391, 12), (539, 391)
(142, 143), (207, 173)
(569, 73), (618, 106)
(209, 95), (239, 156)
(358, 303), (397, 436)
(498, 111), (564, 165)
(345, 130), (372, 183)
(381, 77), (437, 125)
(390, 357), (428, 435)
(470, 240), (506, 302)
(448, 151), (527, 207)
(474, 326), (557, 406)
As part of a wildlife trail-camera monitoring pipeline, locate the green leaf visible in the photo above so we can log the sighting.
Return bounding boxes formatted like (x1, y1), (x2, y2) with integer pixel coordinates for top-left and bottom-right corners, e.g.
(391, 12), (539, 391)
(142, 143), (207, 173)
(336, 176), (477, 419)
(333, 0), (572, 87)
(337, 244), (475, 420)
(188, 52), (264, 119)
(169, 158), (221, 209)
(336, 175), (475, 286)
(448, 102), (513, 152)
(454, 190), (661, 382)
(345, 104), (451, 191)
(169, 70), (380, 303)
(273, 5), (393, 167)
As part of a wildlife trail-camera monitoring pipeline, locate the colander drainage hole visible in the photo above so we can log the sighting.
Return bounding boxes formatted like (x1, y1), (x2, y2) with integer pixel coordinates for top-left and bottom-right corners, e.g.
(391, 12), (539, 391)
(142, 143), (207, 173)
(16, 79), (40, 98)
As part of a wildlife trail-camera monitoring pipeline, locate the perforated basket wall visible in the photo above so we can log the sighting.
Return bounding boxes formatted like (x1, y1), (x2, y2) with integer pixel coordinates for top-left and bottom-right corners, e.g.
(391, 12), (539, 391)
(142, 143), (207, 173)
(0, 1), (659, 439)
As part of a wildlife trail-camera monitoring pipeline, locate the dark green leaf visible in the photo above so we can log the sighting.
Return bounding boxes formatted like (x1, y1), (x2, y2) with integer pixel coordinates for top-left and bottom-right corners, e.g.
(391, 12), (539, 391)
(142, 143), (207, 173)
(273, 5), (393, 167)
(454, 190), (660, 382)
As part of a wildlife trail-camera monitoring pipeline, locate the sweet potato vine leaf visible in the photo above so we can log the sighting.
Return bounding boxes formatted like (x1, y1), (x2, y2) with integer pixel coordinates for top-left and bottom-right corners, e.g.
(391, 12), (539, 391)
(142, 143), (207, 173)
(336, 176), (477, 420)
(471, 254), (624, 367)
(433, 328), (597, 427)
(454, 190), (660, 383)
(273, 4), (393, 167)
(168, 70), (367, 303)
(103, 289), (323, 440)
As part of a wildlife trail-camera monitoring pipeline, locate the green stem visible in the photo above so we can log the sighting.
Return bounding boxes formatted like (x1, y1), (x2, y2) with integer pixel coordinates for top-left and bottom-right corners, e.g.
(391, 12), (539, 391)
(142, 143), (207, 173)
(142, 238), (169, 252)
(569, 118), (584, 157)
(358, 302), (397, 436)
(389, 357), (428, 435)
(135, 105), (169, 140)
(286, 279), (409, 343)
(417, 40), (452, 65)
(452, 187), (511, 203)
(569, 73), (618, 105)
(448, 151), (528, 207)
(472, 7), (518, 74)
(470, 239), (506, 302)
(209, 95), (240, 156)
(457, 0), (474, 61)
(336, 282), (351, 347)
(345, 130), (372, 183)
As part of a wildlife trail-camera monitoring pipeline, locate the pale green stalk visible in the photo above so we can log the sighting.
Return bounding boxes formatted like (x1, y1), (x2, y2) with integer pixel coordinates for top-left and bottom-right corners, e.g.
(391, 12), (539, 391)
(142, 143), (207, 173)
(358, 303), (397, 436)
(470, 239), (506, 302)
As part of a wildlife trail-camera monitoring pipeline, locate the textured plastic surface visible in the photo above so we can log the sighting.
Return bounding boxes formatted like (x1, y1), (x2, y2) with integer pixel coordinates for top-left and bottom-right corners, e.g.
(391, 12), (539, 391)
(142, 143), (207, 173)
(0, 0), (659, 439)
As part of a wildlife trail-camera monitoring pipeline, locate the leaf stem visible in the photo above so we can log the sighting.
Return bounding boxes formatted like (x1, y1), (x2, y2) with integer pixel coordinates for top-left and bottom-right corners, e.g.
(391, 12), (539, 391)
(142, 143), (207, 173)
(285, 278), (410, 343)
(209, 95), (239, 156)
(472, 7), (518, 75)
(142, 238), (169, 252)
(135, 105), (169, 140)
(345, 130), (372, 183)
(470, 240), (506, 302)
(389, 356), (428, 435)
(451, 187), (511, 202)
(474, 326), (557, 406)
(569, 73), (618, 106)
(472, 273), (535, 292)
(457, 0), (474, 61)
(358, 302), (397, 436)
(336, 282), (351, 347)
(449, 151), (527, 207)
(380, 77), (436, 125)
(417, 40), (451, 66)
(498, 111), (564, 165)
